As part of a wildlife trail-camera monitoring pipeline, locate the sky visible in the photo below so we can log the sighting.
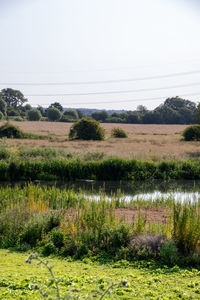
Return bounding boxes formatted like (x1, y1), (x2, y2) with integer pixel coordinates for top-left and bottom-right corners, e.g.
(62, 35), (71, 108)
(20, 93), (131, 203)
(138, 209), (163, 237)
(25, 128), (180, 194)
(0, 0), (200, 110)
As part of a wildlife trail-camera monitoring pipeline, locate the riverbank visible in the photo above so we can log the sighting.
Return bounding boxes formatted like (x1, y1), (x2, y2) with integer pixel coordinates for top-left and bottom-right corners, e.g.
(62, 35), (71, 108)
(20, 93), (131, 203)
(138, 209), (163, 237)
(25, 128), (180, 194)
(0, 158), (200, 181)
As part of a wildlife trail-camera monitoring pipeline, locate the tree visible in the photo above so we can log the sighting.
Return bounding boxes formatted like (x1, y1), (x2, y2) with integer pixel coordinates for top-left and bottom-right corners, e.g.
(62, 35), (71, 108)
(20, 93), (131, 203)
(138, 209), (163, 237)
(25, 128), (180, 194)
(28, 109), (42, 121)
(137, 105), (147, 114)
(23, 104), (32, 112)
(164, 97), (196, 112)
(47, 107), (61, 121)
(49, 102), (63, 112)
(76, 109), (84, 119)
(195, 103), (200, 124)
(69, 118), (105, 140)
(126, 112), (140, 124)
(91, 110), (108, 122)
(7, 107), (20, 116)
(37, 105), (45, 117)
(63, 109), (79, 119)
(1, 88), (27, 108)
(0, 95), (7, 115)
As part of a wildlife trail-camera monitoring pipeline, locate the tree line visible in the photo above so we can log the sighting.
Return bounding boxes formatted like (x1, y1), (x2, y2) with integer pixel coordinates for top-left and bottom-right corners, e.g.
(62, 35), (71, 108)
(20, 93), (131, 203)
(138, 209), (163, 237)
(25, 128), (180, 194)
(0, 88), (199, 124)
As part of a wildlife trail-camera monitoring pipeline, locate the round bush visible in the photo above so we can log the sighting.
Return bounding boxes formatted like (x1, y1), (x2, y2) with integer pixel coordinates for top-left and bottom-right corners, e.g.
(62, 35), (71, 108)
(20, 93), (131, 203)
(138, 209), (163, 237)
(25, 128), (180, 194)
(69, 118), (105, 140)
(0, 122), (24, 138)
(28, 109), (42, 121)
(182, 125), (200, 141)
(63, 109), (78, 119)
(47, 107), (61, 121)
(111, 127), (128, 138)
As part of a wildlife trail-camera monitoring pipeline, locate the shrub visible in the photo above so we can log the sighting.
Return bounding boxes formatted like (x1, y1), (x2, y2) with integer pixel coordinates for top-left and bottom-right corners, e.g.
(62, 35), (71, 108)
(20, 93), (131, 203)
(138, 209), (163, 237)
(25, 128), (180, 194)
(111, 127), (128, 138)
(13, 116), (24, 121)
(42, 242), (56, 256)
(47, 107), (61, 121)
(130, 234), (164, 254)
(63, 110), (79, 119)
(182, 125), (200, 141)
(160, 240), (179, 266)
(59, 115), (71, 122)
(172, 202), (200, 254)
(28, 109), (42, 121)
(0, 122), (24, 138)
(50, 230), (65, 249)
(69, 118), (105, 140)
(19, 211), (62, 247)
(0, 112), (3, 120)
(7, 107), (20, 116)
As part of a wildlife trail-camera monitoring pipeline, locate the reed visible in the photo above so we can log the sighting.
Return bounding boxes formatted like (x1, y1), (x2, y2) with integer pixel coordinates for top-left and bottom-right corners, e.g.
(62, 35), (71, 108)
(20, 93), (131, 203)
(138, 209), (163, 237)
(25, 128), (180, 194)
(0, 184), (200, 265)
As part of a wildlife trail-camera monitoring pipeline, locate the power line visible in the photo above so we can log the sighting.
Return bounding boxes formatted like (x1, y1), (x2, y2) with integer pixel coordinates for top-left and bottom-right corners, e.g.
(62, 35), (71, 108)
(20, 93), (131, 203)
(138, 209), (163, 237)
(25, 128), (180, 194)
(31, 92), (200, 105)
(25, 82), (200, 97)
(1, 70), (200, 86)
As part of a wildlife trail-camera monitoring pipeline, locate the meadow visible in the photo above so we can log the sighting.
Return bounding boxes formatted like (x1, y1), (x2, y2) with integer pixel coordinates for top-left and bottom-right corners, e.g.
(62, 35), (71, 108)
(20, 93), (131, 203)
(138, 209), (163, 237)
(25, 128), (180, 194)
(1, 121), (200, 299)
(1, 121), (199, 161)
(1, 249), (200, 299)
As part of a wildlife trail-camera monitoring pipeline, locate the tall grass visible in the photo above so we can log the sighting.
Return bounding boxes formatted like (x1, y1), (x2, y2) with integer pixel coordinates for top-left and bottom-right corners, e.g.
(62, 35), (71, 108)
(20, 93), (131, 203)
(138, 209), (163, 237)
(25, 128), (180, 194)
(0, 157), (199, 181)
(0, 184), (200, 264)
(173, 202), (200, 254)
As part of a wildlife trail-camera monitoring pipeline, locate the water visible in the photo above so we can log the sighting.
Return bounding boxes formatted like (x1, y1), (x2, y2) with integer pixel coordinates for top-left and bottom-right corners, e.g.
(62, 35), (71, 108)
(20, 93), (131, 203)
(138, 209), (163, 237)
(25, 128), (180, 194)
(5, 179), (200, 202)
(43, 179), (200, 203)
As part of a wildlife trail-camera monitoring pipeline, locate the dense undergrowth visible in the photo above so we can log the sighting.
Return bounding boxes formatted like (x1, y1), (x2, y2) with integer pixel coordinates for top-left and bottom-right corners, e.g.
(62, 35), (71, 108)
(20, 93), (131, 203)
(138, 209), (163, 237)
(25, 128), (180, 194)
(0, 156), (199, 181)
(1, 184), (200, 267)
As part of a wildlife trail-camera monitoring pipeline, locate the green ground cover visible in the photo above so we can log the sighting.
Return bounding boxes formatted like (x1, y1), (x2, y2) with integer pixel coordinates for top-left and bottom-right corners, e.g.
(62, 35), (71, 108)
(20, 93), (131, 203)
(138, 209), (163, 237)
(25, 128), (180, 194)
(0, 249), (200, 299)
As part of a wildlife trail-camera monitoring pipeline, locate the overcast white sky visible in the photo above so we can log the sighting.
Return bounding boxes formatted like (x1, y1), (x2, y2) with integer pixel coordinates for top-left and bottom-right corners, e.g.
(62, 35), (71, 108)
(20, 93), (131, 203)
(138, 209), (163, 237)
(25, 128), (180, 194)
(0, 0), (200, 110)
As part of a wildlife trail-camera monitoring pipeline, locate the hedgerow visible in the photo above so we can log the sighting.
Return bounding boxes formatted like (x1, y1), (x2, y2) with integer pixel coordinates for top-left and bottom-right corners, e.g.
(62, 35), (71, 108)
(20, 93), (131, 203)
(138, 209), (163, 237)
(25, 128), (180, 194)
(0, 158), (199, 181)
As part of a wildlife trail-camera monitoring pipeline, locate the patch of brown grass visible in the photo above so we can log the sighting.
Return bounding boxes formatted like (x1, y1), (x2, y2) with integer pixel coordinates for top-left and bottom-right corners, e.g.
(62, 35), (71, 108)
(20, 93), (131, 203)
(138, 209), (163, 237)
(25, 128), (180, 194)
(1, 121), (200, 161)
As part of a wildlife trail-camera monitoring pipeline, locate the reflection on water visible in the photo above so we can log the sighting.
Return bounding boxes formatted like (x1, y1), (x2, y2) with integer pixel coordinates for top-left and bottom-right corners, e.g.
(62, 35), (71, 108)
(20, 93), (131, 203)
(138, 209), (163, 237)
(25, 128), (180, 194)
(3, 179), (200, 202)
(44, 179), (200, 202)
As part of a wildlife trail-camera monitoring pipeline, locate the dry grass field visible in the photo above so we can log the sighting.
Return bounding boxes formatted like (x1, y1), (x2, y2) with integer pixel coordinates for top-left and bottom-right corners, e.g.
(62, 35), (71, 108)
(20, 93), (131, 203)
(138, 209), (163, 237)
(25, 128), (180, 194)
(0, 121), (200, 161)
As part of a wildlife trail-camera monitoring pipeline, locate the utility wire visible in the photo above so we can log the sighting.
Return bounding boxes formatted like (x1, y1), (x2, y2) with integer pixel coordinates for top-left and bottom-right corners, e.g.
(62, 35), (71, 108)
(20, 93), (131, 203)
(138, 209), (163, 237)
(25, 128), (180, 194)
(1, 70), (200, 86)
(29, 92), (200, 105)
(25, 82), (200, 97)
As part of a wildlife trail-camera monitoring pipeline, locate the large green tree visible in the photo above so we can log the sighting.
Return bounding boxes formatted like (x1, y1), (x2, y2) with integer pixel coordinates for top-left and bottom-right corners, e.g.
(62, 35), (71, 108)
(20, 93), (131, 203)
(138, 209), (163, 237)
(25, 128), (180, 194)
(0, 94), (7, 115)
(1, 88), (27, 109)
(49, 102), (63, 112)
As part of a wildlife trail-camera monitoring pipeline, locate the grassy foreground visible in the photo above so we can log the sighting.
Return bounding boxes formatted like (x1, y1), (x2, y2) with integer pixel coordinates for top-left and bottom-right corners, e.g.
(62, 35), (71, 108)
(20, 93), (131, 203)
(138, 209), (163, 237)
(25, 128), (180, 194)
(1, 250), (200, 299)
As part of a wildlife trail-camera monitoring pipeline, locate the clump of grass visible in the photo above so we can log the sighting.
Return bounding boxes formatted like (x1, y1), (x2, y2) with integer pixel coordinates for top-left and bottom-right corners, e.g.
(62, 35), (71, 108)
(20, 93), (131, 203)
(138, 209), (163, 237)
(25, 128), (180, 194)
(111, 127), (128, 138)
(172, 202), (200, 254)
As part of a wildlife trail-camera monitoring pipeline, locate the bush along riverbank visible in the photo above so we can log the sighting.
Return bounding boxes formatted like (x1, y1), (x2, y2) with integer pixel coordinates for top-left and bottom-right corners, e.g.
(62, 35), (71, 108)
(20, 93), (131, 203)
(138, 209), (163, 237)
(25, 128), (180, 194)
(0, 158), (200, 181)
(1, 184), (200, 267)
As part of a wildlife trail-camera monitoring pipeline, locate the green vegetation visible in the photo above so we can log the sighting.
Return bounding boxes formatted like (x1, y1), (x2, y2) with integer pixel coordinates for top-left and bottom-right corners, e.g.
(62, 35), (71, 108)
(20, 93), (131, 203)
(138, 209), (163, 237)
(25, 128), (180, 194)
(0, 143), (105, 162)
(0, 123), (25, 138)
(47, 107), (62, 121)
(2, 250), (200, 299)
(0, 88), (198, 124)
(69, 118), (105, 140)
(182, 124), (200, 141)
(111, 127), (128, 138)
(0, 184), (200, 268)
(0, 156), (199, 181)
(63, 109), (79, 119)
(28, 109), (42, 121)
(0, 123), (50, 140)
